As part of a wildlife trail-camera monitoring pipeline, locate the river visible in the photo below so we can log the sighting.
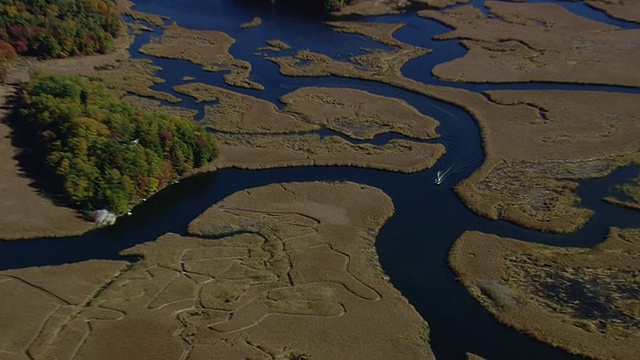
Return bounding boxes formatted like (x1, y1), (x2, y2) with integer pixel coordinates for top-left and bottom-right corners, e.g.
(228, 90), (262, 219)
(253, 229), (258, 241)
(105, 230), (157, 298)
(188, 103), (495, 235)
(1, 0), (639, 359)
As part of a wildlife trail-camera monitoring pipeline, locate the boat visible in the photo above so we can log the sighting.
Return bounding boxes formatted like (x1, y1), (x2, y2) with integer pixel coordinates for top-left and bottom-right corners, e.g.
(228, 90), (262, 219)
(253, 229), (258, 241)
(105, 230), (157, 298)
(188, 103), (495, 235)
(435, 166), (452, 185)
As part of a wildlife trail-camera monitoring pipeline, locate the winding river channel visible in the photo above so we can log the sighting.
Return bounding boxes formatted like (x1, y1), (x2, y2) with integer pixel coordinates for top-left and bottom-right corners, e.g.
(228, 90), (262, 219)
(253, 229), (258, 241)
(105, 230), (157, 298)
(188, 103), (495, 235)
(1, 0), (639, 359)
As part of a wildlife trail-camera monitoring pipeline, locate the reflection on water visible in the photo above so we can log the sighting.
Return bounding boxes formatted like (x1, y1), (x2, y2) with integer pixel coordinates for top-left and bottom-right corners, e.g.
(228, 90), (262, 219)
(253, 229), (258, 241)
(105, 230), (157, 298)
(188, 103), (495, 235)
(2, 0), (639, 359)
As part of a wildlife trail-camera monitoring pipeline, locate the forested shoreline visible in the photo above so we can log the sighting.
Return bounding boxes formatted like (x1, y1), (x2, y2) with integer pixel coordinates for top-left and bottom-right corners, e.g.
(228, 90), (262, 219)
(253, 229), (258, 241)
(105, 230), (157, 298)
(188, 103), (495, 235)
(0, 0), (121, 58)
(18, 75), (217, 216)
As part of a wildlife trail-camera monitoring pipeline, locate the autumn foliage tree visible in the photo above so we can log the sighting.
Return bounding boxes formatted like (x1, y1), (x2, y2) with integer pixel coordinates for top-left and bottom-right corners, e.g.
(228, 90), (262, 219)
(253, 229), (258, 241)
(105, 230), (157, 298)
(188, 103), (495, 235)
(0, 0), (121, 58)
(0, 40), (17, 82)
(19, 75), (217, 214)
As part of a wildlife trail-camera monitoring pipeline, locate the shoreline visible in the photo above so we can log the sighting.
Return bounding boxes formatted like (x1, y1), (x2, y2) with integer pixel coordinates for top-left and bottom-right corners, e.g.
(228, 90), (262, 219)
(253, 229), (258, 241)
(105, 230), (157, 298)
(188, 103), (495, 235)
(0, 181), (436, 359)
(263, 8), (640, 234)
(0, 1), (638, 358)
(0, 1), (451, 241)
(450, 229), (640, 359)
(2, 0), (638, 239)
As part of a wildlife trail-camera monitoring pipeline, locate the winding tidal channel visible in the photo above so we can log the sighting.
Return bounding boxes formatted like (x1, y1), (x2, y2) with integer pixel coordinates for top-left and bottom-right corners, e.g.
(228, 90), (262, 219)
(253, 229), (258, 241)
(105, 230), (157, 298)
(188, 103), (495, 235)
(1, 0), (639, 359)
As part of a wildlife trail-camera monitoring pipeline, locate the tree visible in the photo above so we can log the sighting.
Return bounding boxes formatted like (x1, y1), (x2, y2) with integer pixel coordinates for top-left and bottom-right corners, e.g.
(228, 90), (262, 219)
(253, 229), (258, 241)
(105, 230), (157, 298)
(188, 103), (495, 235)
(18, 74), (217, 215)
(0, 40), (17, 82)
(0, 0), (121, 58)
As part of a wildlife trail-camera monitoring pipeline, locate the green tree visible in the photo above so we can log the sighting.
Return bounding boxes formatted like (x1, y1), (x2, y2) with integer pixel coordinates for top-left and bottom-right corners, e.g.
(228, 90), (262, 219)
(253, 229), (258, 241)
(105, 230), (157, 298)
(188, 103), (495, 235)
(19, 74), (217, 215)
(0, 0), (121, 58)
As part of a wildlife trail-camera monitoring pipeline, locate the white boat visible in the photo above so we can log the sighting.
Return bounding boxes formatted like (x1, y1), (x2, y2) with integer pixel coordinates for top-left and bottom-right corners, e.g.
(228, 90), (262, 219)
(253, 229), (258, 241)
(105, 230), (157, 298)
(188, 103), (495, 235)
(435, 166), (452, 185)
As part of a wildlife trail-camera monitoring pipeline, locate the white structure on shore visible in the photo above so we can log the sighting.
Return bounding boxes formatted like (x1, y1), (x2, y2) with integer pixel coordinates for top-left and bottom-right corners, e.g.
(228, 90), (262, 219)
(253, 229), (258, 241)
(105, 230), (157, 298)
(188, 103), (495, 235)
(95, 209), (117, 227)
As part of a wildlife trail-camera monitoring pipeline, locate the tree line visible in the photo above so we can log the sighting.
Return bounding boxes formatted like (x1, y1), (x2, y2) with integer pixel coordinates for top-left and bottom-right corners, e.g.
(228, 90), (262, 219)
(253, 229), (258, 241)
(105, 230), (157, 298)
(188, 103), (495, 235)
(0, 0), (121, 59)
(19, 74), (217, 215)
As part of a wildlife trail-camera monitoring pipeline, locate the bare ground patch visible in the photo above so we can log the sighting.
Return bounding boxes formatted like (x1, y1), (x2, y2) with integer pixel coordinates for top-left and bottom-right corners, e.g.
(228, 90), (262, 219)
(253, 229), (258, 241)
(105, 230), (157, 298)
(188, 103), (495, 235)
(450, 229), (640, 360)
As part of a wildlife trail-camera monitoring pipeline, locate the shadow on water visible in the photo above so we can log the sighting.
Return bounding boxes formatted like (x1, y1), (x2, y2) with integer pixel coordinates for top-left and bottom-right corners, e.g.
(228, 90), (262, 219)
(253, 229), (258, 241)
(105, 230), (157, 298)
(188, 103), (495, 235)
(2, 0), (640, 359)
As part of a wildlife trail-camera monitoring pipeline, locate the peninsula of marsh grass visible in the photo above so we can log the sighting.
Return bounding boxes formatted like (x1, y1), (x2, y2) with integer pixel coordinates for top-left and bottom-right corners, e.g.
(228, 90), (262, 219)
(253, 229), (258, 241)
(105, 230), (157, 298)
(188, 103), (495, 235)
(139, 23), (264, 90)
(174, 82), (441, 140)
(210, 133), (445, 173)
(418, 1), (640, 87)
(266, 15), (640, 233)
(280, 86), (440, 140)
(0, 182), (436, 360)
(450, 229), (640, 360)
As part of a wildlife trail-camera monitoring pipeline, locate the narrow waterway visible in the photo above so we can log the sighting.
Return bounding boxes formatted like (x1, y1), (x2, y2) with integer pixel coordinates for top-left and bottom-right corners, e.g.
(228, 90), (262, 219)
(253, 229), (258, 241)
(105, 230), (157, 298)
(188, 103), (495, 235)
(1, 0), (638, 359)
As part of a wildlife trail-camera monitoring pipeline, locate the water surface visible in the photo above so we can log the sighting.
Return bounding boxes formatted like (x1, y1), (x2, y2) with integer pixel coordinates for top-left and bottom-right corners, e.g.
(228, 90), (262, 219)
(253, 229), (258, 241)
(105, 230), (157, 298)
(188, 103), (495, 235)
(2, 0), (639, 359)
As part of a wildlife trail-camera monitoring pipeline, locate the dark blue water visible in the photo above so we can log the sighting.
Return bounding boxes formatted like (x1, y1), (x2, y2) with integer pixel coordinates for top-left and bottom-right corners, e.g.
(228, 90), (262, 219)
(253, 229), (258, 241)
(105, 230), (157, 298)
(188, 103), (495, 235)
(3, 1), (639, 359)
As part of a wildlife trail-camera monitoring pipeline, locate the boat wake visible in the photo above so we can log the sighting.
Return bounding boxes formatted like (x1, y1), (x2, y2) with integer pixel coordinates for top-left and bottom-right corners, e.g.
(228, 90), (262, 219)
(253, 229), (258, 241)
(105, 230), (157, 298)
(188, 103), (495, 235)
(435, 167), (451, 185)
(434, 155), (481, 185)
(431, 104), (483, 186)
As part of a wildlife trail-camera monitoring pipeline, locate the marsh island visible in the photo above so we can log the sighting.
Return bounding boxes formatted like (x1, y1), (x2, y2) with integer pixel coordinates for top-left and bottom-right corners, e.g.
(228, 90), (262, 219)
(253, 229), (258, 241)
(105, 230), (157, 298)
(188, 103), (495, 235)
(0, 0), (638, 359)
